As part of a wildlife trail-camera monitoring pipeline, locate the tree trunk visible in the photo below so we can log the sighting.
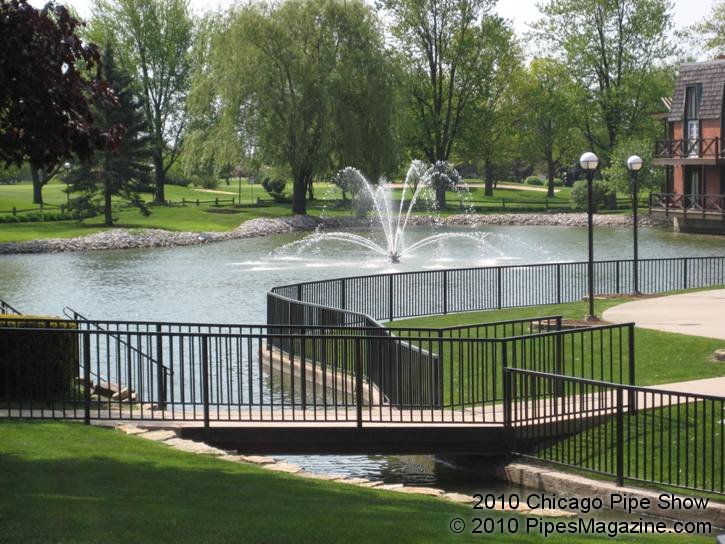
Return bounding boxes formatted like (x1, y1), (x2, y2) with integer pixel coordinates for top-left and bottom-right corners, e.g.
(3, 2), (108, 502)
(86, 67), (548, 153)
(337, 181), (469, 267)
(435, 185), (446, 211)
(546, 160), (556, 198)
(292, 176), (307, 215)
(306, 177), (314, 200)
(153, 151), (165, 204)
(30, 162), (45, 206)
(103, 176), (113, 227)
(483, 161), (494, 197)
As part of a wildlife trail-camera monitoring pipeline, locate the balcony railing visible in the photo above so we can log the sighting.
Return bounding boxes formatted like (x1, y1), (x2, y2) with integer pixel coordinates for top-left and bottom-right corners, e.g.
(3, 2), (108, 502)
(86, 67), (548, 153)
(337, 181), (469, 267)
(654, 137), (724, 160)
(649, 192), (725, 217)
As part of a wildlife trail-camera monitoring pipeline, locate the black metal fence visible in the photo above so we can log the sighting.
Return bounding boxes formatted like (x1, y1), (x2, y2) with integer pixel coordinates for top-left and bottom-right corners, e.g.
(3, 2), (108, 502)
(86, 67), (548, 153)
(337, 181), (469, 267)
(268, 256), (725, 325)
(506, 369), (724, 496)
(0, 299), (22, 315)
(0, 317), (634, 426)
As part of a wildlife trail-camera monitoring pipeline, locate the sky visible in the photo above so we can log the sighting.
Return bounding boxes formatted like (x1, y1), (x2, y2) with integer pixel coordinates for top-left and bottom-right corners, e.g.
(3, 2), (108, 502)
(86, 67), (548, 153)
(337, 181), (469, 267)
(36, 0), (717, 35)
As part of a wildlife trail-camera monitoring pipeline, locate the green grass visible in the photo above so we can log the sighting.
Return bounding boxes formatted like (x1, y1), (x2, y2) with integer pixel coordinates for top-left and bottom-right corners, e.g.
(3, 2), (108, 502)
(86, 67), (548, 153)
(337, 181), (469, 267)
(0, 421), (708, 543)
(0, 176), (636, 243)
(539, 400), (724, 498)
(389, 297), (725, 387)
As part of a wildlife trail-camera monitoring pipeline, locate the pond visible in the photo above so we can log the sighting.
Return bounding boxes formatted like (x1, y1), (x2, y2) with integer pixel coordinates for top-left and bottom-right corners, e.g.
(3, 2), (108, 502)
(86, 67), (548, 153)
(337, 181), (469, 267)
(2, 224), (724, 491)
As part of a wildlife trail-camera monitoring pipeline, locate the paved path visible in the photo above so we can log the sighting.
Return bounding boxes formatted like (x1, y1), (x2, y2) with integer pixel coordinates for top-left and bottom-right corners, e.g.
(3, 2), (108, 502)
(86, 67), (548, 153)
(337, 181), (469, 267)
(603, 288), (725, 341)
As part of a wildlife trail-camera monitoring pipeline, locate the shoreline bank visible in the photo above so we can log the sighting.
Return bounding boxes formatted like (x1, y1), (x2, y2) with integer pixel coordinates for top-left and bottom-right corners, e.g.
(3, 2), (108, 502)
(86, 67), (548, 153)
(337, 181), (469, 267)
(0, 212), (669, 255)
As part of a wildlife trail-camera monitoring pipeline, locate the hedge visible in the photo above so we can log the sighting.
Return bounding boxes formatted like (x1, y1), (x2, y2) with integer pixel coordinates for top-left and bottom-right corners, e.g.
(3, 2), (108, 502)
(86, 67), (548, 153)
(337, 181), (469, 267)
(0, 316), (79, 402)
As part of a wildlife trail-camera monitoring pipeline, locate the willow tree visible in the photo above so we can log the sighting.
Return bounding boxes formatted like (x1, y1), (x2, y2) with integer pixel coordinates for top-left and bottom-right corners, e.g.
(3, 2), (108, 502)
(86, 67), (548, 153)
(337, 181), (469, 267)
(191, 0), (396, 215)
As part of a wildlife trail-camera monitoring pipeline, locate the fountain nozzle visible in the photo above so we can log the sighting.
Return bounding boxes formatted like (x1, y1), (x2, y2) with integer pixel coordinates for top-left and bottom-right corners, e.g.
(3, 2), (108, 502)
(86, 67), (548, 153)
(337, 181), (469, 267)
(389, 253), (401, 263)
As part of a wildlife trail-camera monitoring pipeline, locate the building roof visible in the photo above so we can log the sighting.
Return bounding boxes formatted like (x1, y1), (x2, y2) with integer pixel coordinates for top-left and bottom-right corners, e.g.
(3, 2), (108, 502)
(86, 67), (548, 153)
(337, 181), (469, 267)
(668, 59), (725, 122)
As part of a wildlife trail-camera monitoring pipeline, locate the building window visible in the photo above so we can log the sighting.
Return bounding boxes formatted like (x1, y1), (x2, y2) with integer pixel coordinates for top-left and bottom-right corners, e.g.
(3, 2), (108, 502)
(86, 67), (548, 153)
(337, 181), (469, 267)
(684, 85), (701, 157)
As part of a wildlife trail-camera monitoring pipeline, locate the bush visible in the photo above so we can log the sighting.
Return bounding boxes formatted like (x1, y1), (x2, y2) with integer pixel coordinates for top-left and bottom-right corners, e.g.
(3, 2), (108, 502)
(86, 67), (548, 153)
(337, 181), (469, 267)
(570, 179), (616, 212)
(166, 174), (191, 187)
(552, 178), (564, 187)
(525, 176), (544, 186)
(261, 177), (287, 202)
(0, 316), (79, 400)
(0, 210), (81, 223)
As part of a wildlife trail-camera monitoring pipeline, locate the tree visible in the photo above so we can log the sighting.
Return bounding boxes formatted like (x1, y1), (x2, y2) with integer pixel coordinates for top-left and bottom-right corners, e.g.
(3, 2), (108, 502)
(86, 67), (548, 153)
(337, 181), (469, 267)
(194, 0), (396, 215)
(90, 0), (193, 204)
(533, 0), (676, 163)
(517, 58), (583, 197)
(0, 0), (117, 205)
(602, 135), (664, 203)
(689, 1), (725, 56)
(458, 15), (522, 197)
(383, 0), (497, 206)
(67, 45), (153, 226)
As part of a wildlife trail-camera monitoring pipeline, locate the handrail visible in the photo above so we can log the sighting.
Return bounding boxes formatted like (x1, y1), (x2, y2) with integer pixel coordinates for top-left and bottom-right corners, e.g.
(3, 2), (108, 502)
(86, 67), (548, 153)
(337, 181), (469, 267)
(63, 306), (173, 377)
(0, 299), (22, 315)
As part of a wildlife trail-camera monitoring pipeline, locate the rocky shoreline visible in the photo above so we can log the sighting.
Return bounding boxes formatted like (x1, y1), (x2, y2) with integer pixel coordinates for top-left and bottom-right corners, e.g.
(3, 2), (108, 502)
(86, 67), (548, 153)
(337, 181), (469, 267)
(0, 212), (669, 255)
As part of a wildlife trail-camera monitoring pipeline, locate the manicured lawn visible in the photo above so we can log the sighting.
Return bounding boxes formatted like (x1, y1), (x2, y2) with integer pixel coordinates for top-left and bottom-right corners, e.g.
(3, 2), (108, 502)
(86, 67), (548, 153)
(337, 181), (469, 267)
(0, 421), (708, 543)
(389, 296), (725, 387)
(0, 177), (639, 243)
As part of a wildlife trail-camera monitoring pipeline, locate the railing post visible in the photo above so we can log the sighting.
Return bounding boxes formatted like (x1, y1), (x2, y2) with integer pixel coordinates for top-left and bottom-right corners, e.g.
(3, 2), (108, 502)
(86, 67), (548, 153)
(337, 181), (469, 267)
(388, 274), (394, 322)
(502, 340), (511, 427)
(683, 258), (688, 290)
(297, 284), (303, 302)
(497, 267), (503, 309)
(442, 270), (448, 315)
(155, 323), (166, 410)
(556, 263), (561, 304)
(83, 332), (91, 425)
(340, 278), (346, 310)
(201, 335), (210, 433)
(554, 320), (564, 399)
(355, 337), (363, 429)
(616, 387), (625, 487)
(615, 261), (620, 294)
(627, 323), (637, 412)
(300, 327), (307, 411)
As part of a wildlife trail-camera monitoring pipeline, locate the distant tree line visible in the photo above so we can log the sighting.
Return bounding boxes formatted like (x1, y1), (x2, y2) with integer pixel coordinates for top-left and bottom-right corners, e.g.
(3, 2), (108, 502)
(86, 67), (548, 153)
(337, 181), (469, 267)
(2, 0), (723, 218)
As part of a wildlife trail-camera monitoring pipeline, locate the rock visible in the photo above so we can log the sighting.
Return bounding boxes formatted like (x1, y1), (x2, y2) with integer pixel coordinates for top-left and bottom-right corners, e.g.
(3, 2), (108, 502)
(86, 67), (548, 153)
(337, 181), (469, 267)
(442, 492), (477, 504)
(0, 213), (669, 256)
(713, 349), (725, 361)
(139, 429), (176, 442)
(116, 423), (146, 435)
(264, 462), (303, 474)
(164, 438), (226, 455)
(396, 486), (444, 497)
(237, 455), (277, 465)
(337, 477), (370, 486)
(111, 387), (134, 401)
(357, 480), (384, 488)
(376, 483), (405, 491)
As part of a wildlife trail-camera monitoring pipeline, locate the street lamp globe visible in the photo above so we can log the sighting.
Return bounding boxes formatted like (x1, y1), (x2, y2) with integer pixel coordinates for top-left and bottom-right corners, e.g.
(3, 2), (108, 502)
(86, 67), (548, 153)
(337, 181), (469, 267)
(579, 152), (599, 171)
(627, 155), (643, 171)
(64, 162), (71, 172)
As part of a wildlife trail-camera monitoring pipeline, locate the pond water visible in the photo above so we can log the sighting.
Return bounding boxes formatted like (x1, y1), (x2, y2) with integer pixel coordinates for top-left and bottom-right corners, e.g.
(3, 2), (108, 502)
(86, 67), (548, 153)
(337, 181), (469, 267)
(2, 224), (725, 492)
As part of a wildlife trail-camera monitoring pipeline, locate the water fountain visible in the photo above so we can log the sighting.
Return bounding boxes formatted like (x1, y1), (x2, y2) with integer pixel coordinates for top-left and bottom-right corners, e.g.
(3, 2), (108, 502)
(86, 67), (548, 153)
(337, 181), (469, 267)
(288, 161), (487, 263)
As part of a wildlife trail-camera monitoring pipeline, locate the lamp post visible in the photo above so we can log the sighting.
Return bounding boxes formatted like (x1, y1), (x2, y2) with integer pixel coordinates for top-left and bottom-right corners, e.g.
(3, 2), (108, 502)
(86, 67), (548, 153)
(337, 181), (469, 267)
(580, 151), (599, 320)
(63, 162), (71, 205)
(627, 155), (643, 294)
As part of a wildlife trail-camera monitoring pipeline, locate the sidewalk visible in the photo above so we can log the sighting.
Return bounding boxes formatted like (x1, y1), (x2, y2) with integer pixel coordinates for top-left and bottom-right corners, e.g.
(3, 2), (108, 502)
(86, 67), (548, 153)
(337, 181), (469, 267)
(603, 288), (725, 340)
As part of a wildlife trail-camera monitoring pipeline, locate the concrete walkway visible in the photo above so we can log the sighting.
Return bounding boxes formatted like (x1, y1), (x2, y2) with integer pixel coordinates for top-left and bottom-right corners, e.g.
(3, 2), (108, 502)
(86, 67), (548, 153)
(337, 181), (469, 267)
(603, 288), (725, 341)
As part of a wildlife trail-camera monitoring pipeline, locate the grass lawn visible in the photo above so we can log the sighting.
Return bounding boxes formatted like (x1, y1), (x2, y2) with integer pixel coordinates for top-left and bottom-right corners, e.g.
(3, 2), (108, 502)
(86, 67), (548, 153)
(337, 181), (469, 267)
(389, 296), (725, 387)
(0, 177), (636, 244)
(0, 421), (709, 544)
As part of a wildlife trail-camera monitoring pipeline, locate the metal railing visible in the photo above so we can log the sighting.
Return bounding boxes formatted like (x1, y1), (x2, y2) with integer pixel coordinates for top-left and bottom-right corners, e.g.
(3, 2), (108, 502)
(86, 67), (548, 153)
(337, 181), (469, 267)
(0, 320), (633, 426)
(268, 256), (725, 326)
(0, 299), (22, 315)
(655, 137), (723, 159)
(506, 369), (724, 495)
(650, 192), (725, 219)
